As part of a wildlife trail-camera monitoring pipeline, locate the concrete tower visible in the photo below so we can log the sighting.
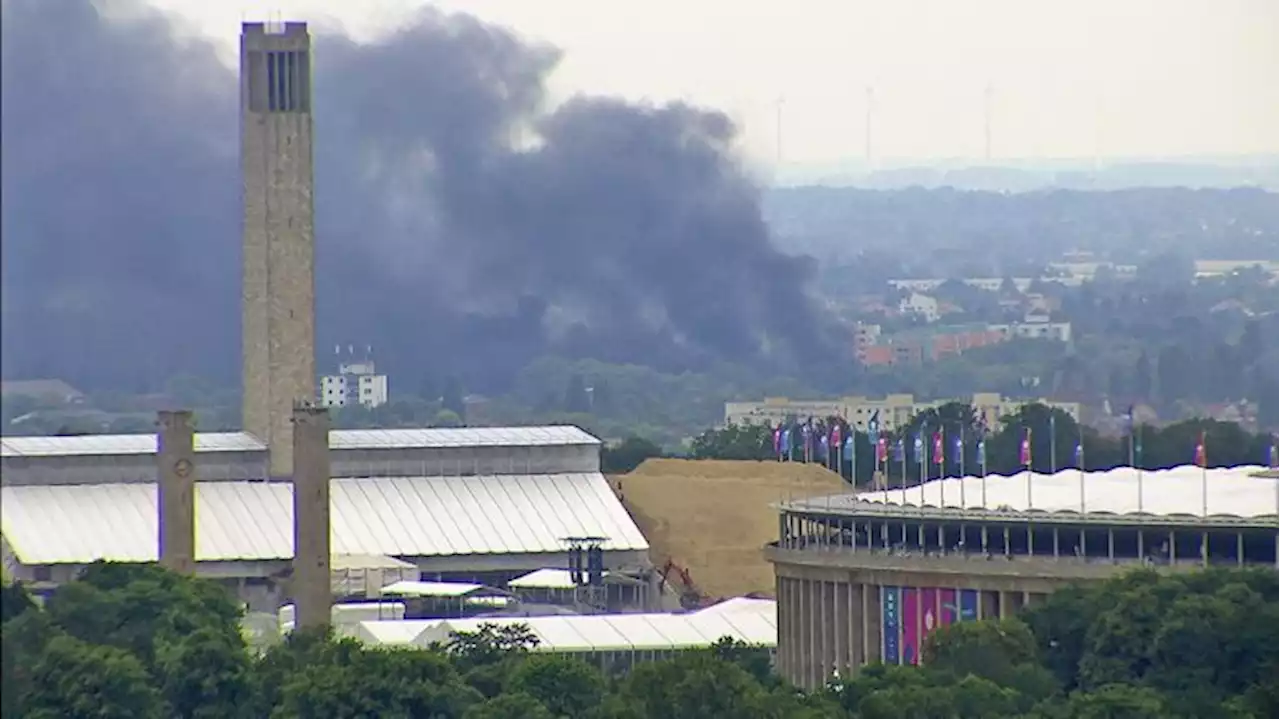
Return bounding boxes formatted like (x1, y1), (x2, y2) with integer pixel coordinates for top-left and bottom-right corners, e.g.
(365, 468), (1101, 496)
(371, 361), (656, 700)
(240, 22), (317, 478)
(290, 402), (332, 631)
(156, 410), (196, 574)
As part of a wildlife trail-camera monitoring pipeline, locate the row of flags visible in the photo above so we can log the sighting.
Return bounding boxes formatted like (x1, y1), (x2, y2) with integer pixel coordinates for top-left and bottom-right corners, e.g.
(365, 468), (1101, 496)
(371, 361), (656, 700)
(769, 407), (1278, 479)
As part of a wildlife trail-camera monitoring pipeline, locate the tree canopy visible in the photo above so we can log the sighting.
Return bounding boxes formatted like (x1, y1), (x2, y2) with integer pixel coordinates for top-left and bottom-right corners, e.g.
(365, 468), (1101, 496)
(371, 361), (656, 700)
(2, 563), (1275, 717)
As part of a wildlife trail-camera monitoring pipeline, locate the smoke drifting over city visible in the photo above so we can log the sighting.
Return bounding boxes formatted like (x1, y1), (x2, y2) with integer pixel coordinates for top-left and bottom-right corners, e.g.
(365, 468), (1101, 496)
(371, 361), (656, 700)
(0, 0), (833, 392)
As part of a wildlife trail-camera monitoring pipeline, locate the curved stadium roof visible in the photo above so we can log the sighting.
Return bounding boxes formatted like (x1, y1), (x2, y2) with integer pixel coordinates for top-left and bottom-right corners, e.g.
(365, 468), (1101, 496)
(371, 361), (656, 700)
(790, 464), (1278, 521)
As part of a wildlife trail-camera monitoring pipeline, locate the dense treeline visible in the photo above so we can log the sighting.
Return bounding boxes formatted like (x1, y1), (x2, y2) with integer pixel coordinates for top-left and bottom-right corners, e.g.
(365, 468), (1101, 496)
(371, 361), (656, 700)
(688, 402), (1276, 485)
(1, 563), (1274, 717)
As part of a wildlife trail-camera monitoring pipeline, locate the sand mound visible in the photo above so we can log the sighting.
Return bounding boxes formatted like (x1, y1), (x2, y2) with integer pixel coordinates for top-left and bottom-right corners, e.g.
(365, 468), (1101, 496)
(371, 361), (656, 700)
(610, 459), (846, 599)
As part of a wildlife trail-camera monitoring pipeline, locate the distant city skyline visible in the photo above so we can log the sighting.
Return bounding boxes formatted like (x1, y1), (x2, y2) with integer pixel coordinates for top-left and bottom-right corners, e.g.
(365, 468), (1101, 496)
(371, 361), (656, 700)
(147, 0), (1278, 168)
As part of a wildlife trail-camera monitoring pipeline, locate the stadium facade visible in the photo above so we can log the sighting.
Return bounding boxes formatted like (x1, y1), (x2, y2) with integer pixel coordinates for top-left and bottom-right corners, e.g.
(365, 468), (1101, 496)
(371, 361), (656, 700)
(766, 465), (1280, 688)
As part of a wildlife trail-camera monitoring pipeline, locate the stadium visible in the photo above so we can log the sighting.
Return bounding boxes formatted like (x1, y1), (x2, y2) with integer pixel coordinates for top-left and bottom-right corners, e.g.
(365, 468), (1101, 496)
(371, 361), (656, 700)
(765, 463), (1280, 689)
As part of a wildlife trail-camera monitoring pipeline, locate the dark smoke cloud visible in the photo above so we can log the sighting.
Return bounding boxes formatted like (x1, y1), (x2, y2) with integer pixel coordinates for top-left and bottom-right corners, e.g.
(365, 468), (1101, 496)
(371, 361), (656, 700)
(2, 0), (834, 394)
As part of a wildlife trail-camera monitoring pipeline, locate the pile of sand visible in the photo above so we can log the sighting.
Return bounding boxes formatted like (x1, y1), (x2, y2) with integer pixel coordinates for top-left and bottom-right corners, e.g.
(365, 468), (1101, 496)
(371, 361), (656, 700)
(610, 458), (846, 600)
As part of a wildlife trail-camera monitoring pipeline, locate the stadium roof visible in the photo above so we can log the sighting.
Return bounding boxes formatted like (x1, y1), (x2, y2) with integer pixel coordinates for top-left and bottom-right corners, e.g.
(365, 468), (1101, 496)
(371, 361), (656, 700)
(329, 426), (600, 450)
(0, 432), (266, 458)
(0, 473), (647, 565)
(346, 601), (777, 652)
(784, 465), (1279, 520)
(0, 425), (599, 458)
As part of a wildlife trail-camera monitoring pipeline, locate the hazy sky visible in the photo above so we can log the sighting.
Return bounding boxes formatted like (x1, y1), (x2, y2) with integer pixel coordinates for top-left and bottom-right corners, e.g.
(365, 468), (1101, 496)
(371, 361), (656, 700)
(147, 0), (1277, 165)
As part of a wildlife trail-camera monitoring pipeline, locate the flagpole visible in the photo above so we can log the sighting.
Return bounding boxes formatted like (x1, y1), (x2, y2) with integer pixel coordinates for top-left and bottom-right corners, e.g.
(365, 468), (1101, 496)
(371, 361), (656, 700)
(958, 425), (967, 510)
(1024, 427), (1033, 510)
(937, 428), (946, 508)
(1049, 414), (1057, 474)
(899, 443), (908, 507)
(1078, 430), (1086, 514)
(1200, 430), (1208, 517)
(1137, 424), (1144, 513)
(979, 439), (988, 508)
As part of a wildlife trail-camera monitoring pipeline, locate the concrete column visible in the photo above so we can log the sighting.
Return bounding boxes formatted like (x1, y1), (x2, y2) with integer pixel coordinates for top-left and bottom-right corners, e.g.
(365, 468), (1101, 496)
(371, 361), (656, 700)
(805, 578), (818, 688)
(834, 580), (850, 675)
(157, 410), (196, 574)
(291, 403), (332, 631)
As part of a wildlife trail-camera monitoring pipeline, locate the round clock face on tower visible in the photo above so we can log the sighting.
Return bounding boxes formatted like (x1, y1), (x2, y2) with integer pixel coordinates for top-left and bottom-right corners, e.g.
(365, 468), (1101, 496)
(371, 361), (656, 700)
(173, 459), (194, 478)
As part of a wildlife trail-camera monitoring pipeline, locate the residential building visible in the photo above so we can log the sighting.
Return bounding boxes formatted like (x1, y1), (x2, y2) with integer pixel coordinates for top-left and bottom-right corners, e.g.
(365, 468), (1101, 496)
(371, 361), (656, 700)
(321, 353), (389, 409)
(989, 314), (1072, 343)
(724, 393), (1081, 432)
(1193, 259), (1279, 279)
(897, 293), (940, 323)
(858, 324), (1008, 367)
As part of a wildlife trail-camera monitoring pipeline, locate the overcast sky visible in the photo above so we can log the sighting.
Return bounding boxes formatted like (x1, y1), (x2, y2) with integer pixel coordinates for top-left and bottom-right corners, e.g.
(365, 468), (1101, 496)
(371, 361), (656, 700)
(147, 0), (1277, 165)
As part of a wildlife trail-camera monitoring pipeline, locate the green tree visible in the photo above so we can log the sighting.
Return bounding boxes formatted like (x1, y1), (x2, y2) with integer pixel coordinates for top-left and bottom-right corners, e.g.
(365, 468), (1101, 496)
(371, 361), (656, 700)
(1053, 683), (1169, 719)
(618, 651), (767, 718)
(464, 692), (555, 719)
(689, 423), (773, 461)
(563, 373), (591, 414)
(601, 436), (664, 474)
(508, 655), (606, 718)
(23, 634), (166, 719)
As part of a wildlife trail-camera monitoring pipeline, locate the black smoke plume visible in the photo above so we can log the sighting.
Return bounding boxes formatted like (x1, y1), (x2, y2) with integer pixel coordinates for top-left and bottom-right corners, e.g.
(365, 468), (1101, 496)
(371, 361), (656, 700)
(1, 0), (834, 393)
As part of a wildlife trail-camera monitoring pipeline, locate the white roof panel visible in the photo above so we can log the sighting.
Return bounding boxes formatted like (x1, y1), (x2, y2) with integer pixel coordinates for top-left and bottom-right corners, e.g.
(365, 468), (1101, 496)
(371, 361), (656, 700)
(792, 464), (1278, 519)
(0, 425), (596, 459)
(694, 597), (776, 617)
(0, 432), (266, 458)
(1, 473), (648, 564)
(508, 568), (607, 590)
(329, 426), (600, 450)
(381, 580), (483, 598)
(348, 619), (445, 646)
(396, 611), (777, 652)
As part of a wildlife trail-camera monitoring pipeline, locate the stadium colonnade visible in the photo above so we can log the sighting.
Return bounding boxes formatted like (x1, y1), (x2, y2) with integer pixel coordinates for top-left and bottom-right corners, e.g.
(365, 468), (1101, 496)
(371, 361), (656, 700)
(766, 464), (1280, 689)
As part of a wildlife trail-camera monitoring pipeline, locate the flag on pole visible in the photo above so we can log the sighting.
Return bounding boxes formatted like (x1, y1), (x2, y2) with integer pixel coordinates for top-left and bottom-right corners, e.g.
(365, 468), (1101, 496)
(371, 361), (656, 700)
(876, 436), (888, 464)
(1073, 436), (1084, 468)
(1269, 440), (1277, 469)
(893, 438), (905, 463)
(1194, 431), (1207, 468)
(1019, 427), (1032, 467)
(773, 426), (782, 459)
(783, 426), (793, 462)
(844, 431), (855, 484)
(976, 437), (986, 467)
(932, 431), (945, 466)
(952, 433), (964, 471)
(819, 434), (830, 463)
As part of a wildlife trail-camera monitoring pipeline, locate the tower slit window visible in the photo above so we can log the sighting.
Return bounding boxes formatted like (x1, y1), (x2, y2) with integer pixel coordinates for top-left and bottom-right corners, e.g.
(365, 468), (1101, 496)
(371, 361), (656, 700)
(266, 51), (277, 112)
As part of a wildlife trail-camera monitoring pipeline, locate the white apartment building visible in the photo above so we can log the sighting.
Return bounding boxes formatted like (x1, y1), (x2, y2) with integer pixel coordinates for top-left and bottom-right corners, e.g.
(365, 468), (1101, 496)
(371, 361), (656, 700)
(898, 292), (941, 323)
(989, 313), (1073, 343)
(321, 356), (389, 409)
(724, 392), (1080, 433)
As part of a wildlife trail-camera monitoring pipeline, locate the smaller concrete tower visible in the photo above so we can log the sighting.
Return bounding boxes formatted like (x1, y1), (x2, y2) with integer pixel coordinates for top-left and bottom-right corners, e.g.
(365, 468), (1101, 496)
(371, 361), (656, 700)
(290, 402), (331, 630)
(156, 410), (196, 574)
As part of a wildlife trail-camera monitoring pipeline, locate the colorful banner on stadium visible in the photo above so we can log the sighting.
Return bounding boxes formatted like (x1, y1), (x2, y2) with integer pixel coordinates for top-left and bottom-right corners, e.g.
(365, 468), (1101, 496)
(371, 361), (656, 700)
(883, 587), (980, 665)
(882, 587), (900, 665)
(902, 588), (920, 664)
